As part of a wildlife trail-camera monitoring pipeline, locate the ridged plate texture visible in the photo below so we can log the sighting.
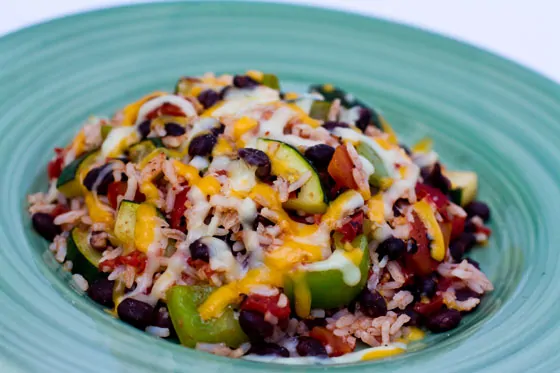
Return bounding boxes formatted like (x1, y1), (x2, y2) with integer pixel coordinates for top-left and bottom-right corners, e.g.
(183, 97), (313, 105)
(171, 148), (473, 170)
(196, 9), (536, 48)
(0, 2), (559, 372)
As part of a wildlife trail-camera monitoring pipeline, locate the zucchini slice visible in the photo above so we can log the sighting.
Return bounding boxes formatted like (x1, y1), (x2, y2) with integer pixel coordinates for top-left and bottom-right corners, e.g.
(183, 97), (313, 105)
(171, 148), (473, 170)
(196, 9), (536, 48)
(114, 200), (140, 244)
(261, 73), (280, 90)
(66, 227), (102, 282)
(256, 138), (327, 214)
(446, 171), (478, 207)
(309, 101), (332, 121)
(56, 151), (99, 197)
(128, 138), (164, 163)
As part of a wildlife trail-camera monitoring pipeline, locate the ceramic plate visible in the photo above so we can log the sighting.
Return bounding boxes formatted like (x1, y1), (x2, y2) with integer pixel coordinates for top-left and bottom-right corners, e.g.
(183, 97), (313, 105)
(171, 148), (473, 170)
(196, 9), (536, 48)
(1, 2), (559, 372)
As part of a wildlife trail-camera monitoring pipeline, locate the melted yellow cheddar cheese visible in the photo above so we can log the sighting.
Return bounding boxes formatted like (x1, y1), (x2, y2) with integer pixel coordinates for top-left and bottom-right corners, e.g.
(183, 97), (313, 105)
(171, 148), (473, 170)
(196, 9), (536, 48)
(134, 203), (159, 253)
(212, 137), (234, 156)
(246, 70), (264, 82)
(379, 116), (399, 145)
(413, 199), (446, 261)
(232, 116), (258, 147)
(361, 346), (405, 361)
(85, 193), (114, 225)
(367, 194), (385, 224)
(411, 137), (433, 153)
(197, 175), (221, 196)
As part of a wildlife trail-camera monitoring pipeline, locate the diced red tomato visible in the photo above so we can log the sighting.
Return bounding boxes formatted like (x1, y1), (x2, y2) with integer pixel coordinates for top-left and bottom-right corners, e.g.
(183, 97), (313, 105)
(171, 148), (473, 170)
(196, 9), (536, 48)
(241, 293), (291, 321)
(416, 183), (449, 215)
(336, 211), (364, 242)
(450, 214), (466, 241)
(328, 146), (358, 190)
(437, 277), (453, 292)
(309, 327), (354, 357)
(47, 155), (64, 180)
(404, 211), (439, 276)
(170, 186), (190, 230)
(107, 181), (145, 210)
(50, 204), (69, 218)
(146, 103), (185, 120)
(108, 181), (128, 209)
(100, 250), (147, 273)
(413, 295), (444, 317)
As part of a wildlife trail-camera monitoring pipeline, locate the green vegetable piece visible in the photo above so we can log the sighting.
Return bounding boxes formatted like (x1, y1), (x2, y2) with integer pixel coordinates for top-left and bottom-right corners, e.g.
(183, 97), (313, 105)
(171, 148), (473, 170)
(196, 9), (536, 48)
(128, 139), (164, 163)
(261, 73), (280, 90)
(285, 234), (370, 310)
(446, 171), (478, 207)
(167, 285), (248, 348)
(66, 227), (102, 282)
(101, 125), (113, 140)
(356, 141), (389, 186)
(114, 200), (140, 244)
(309, 84), (353, 107)
(56, 151), (98, 197)
(309, 101), (332, 121)
(256, 138), (327, 214)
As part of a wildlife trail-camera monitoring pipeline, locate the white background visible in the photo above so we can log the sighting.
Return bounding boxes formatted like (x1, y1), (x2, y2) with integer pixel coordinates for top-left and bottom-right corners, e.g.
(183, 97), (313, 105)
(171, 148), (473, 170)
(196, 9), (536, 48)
(2, 0), (559, 83)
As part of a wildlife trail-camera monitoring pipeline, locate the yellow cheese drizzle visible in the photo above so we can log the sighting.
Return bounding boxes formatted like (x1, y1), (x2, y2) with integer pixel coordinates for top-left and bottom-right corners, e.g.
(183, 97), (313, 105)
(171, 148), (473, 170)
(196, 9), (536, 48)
(412, 199), (446, 261)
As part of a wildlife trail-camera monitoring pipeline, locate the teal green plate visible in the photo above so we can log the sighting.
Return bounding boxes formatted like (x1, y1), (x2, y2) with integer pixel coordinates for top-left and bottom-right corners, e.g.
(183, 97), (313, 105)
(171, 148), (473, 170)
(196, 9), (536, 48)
(1, 1), (560, 372)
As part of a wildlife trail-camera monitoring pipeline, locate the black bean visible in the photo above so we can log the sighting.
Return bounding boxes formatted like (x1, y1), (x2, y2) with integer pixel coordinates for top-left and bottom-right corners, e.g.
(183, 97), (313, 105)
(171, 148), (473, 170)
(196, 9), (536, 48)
(418, 277), (437, 298)
(296, 336), (327, 357)
(426, 309), (462, 333)
(31, 213), (61, 241)
(211, 123), (225, 136)
(322, 121), (349, 131)
(239, 310), (273, 341)
(458, 232), (477, 252)
(188, 133), (217, 157)
(197, 89), (220, 109)
(219, 86), (231, 100)
(238, 148), (271, 179)
(400, 144), (412, 156)
(402, 307), (421, 327)
(252, 214), (275, 230)
(117, 298), (154, 330)
(464, 219), (477, 233)
(465, 201), (490, 222)
(152, 305), (175, 336)
(233, 75), (259, 89)
(466, 257), (480, 269)
(455, 288), (481, 302)
(449, 240), (466, 262)
(377, 237), (407, 261)
(87, 278), (115, 308)
(165, 122), (186, 136)
(421, 163), (451, 194)
(137, 120), (151, 139)
(249, 342), (289, 357)
(359, 290), (387, 318)
(407, 238), (418, 254)
(304, 144), (335, 169)
(189, 239), (210, 262)
(303, 318), (327, 330)
(392, 198), (408, 217)
(355, 107), (372, 132)
(83, 164), (114, 195)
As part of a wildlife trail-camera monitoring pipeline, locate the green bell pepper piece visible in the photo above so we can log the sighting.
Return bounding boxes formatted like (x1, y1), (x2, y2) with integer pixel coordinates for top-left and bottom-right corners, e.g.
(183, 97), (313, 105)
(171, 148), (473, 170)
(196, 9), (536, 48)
(167, 285), (248, 348)
(285, 234), (370, 312)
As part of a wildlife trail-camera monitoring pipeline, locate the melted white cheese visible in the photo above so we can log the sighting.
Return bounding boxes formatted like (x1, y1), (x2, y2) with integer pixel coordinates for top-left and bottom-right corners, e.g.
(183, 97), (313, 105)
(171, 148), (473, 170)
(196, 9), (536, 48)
(189, 155), (209, 171)
(135, 95), (197, 125)
(101, 126), (139, 158)
(304, 250), (361, 286)
(201, 237), (242, 282)
(228, 160), (257, 192)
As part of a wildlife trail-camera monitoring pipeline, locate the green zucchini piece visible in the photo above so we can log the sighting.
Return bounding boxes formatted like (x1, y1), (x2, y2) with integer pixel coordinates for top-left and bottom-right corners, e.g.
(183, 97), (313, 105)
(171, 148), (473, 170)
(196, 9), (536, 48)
(66, 227), (102, 282)
(446, 171), (478, 207)
(356, 141), (390, 186)
(309, 101), (332, 121)
(261, 73), (280, 90)
(101, 125), (112, 140)
(284, 235), (370, 312)
(167, 285), (248, 348)
(256, 138), (328, 214)
(114, 200), (140, 244)
(56, 151), (98, 197)
(128, 138), (164, 163)
(309, 84), (353, 107)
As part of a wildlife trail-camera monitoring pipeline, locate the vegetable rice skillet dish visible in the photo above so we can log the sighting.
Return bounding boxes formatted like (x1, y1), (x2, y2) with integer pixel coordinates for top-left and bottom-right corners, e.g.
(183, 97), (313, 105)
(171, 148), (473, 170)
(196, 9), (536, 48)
(28, 71), (493, 364)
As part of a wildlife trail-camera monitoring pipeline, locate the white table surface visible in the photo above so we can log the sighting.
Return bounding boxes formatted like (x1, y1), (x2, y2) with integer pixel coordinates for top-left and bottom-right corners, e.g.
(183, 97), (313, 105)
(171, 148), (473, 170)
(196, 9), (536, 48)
(2, 0), (559, 84)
